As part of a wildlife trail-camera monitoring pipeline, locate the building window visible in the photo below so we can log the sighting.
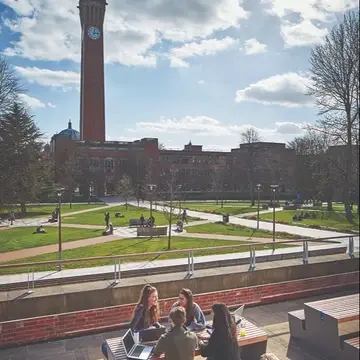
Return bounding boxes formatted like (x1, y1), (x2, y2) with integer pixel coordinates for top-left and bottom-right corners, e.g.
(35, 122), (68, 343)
(104, 158), (114, 173)
(119, 159), (128, 173)
(90, 158), (100, 171)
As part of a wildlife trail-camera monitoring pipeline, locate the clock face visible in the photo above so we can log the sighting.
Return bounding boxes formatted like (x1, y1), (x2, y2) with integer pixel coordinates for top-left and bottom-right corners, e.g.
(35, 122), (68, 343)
(88, 26), (101, 40)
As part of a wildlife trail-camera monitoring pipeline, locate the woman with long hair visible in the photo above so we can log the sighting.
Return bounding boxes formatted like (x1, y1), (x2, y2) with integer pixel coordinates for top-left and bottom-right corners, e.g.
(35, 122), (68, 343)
(170, 288), (206, 331)
(130, 284), (160, 331)
(199, 302), (241, 360)
(101, 284), (160, 359)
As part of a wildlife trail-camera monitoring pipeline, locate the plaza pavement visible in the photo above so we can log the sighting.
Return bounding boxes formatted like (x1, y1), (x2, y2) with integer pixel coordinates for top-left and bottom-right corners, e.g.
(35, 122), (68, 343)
(0, 290), (355, 360)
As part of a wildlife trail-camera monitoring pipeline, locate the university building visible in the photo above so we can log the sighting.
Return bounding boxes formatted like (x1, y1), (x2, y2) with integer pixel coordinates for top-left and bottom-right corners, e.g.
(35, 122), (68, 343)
(51, 0), (297, 199)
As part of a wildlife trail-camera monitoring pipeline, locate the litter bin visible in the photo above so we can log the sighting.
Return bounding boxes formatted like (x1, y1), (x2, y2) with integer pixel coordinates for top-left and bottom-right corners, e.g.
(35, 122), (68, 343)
(222, 214), (229, 223)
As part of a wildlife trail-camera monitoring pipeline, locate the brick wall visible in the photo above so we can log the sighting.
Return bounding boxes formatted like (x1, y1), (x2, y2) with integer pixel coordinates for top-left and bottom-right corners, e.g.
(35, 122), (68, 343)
(0, 271), (358, 348)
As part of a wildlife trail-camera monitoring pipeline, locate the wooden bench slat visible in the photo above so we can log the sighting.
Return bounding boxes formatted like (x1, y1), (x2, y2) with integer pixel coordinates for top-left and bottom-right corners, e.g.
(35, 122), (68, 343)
(345, 337), (360, 348)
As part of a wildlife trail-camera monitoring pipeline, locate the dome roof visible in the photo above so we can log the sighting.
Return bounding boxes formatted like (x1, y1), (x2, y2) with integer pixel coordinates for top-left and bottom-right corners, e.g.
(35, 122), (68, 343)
(58, 120), (80, 140)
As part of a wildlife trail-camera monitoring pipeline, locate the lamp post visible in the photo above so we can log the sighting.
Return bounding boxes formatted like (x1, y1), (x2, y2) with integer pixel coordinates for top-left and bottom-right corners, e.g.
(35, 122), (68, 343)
(270, 184), (279, 251)
(147, 184), (156, 217)
(255, 184), (262, 229)
(57, 188), (65, 271)
(178, 184), (182, 211)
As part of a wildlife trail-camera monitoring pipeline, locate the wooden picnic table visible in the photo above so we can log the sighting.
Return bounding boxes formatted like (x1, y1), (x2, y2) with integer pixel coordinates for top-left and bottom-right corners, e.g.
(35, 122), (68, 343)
(106, 319), (268, 360)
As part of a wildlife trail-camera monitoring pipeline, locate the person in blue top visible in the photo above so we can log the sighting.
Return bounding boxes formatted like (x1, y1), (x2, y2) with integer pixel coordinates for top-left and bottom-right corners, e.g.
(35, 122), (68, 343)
(170, 288), (206, 331)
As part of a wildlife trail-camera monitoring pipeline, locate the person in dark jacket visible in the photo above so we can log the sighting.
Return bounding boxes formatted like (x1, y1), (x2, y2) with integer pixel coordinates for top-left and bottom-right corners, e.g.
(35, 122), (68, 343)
(199, 302), (241, 360)
(170, 288), (206, 331)
(101, 284), (160, 359)
(129, 284), (160, 331)
(154, 306), (197, 360)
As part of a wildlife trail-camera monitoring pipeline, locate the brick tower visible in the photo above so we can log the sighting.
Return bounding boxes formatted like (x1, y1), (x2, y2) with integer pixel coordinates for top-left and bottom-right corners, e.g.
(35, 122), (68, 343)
(78, 0), (107, 142)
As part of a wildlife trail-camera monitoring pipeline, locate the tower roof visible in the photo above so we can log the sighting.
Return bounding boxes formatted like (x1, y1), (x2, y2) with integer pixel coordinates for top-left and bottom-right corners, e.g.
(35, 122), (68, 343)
(57, 120), (80, 140)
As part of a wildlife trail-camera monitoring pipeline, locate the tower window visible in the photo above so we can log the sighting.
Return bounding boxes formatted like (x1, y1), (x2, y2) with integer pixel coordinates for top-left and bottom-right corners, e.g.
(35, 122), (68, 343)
(104, 158), (114, 173)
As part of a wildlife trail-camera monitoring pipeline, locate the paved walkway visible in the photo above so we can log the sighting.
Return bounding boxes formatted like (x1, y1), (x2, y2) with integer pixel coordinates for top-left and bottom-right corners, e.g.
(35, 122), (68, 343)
(0, 235), (120, 263)
(0, 290), (354, 360)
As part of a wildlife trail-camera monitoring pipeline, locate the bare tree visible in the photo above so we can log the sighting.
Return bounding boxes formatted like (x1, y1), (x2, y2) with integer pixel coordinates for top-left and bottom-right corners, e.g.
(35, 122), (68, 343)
(0, 56), (24, 116)
(115, 174), (134, 210)
(288, 130), (334, 210)
(240, 127), (261, 205)
(211, 156), (229, 207)
(307, 10), (359, 219)
(240, 127), (261, 144)
(158, 142), (166, 150)
(162, 168), (181, 250)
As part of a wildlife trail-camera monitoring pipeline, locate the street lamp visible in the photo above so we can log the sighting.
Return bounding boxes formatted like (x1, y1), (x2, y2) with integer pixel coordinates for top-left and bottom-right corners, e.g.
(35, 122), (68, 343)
(178, 185), (182, 211)
(147, 184), (157, 217)
(57, 187), (65, 271)
(255, 184), (262, 229)
(270, 184), (279, 251)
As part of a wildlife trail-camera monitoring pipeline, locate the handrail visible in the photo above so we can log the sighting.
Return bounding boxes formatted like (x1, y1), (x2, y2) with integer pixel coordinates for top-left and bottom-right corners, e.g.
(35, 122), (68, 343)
(0, 234), (357, 270)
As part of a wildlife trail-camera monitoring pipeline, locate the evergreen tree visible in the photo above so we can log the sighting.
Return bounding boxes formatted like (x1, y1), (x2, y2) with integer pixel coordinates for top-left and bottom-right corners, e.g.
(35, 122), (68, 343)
(0, 102), (43, 212)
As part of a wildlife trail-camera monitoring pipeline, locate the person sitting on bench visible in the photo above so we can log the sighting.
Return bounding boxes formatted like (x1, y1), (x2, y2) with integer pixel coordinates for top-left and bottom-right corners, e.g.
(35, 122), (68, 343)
(140, 214), (145, 227)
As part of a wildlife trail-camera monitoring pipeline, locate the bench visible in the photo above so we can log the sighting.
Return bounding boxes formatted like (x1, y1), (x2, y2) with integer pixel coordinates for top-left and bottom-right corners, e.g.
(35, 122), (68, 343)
(137, 226), (167, 237)
(129, 219), (142, 227)
(106, 319), (268, 360)
(288, 294), (359, 358)
(343, 337), (359, 360)
(288, 309), (306, 340)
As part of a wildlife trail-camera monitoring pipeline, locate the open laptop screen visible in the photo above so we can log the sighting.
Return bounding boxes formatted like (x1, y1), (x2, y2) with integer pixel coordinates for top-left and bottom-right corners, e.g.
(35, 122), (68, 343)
(123, 330), (135, 354)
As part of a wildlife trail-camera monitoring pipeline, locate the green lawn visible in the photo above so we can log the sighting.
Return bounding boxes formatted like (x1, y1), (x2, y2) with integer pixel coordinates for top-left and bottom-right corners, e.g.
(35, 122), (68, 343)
(0, 203), (106, 219)
(180, 202), (256, 215)
(257, 210), (359, 232)
(62, 204), (200, 226)
(0, 227), (105, 253)
(185, 222), (303, 239)
(0, 236), (293, 275)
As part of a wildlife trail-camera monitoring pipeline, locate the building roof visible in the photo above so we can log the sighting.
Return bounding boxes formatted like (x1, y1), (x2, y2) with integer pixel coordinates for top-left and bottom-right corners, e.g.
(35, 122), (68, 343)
(58, 120), (80, 140)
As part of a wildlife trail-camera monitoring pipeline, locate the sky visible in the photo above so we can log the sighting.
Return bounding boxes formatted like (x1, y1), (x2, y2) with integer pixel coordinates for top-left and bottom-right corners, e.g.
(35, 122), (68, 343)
(0, 0), (358, 151)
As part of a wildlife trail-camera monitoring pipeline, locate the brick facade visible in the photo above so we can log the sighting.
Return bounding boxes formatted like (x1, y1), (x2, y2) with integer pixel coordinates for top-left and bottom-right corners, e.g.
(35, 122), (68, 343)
(0, 272), (358, 348)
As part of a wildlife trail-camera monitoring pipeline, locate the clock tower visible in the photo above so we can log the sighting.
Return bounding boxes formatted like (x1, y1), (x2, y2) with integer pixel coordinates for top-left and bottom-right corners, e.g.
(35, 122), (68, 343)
(78, 0), (107, 142)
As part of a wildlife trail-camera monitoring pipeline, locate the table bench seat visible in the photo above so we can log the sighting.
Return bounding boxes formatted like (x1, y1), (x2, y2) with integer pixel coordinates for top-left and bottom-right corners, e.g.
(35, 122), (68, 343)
(343, 337), (360, 360)
(288, 294), (359, 359)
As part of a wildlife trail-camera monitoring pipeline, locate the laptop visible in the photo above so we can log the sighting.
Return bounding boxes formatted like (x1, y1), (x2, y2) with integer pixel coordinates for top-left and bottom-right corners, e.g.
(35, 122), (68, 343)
(122, 329), (154, 360)
(140, 327), (166, 342)
(232, 304), (245, 325)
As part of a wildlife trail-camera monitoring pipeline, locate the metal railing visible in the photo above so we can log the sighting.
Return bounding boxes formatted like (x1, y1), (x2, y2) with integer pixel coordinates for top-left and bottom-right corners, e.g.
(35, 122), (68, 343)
(0, 234), (358, 294)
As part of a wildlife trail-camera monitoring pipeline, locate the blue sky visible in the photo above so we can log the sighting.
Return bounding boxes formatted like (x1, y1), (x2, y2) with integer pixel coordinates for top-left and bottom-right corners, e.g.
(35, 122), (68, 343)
(0, 0), (357, 150)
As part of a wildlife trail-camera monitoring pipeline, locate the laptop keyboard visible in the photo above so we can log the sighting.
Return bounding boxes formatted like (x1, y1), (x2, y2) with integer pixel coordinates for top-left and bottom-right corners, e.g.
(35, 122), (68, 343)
(132, 345), (145, 357)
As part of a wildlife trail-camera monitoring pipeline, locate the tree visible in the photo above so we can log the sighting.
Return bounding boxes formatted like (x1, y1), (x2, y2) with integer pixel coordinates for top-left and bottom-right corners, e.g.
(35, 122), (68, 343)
(0, 102), (43, 212)
(59, 153), (83, 208)
(115, 174), (134, 210)
(211, 156), (229, 207)
(288, 130), (334, 210)
(0, 56), (24, 116)
(162, 168), (181, 250)
(307, 11), (359, 219)
(240, 127), (261, 205)
(158, 142), (166, 150)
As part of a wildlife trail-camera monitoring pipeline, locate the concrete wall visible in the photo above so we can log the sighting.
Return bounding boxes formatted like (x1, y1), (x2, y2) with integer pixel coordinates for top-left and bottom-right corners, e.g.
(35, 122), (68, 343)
(0, 257), (358, 322)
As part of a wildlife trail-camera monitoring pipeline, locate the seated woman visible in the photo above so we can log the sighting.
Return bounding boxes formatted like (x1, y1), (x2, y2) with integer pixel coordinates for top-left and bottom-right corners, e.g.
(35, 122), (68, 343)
(171, 288), (206, 331)
(101, 284), (160, 359)
(199, 302), (241, 360)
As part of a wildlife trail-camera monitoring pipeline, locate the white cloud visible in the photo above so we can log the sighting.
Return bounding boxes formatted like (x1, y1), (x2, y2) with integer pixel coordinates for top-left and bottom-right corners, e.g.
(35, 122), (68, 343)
(15, 66), (80, 89)
(129, 115), (307, 140)
(281, 20), (328, 47)
(244, 38), (267, 55)
(261, 0), (358, 47)
(197, 80), (205, 85)
(169, 37), (238, 68)
(2, 0), (249, 67)
(19, 93), (47, 109)
(235, 72), (313, 107)
(47, 102), (56, 108)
